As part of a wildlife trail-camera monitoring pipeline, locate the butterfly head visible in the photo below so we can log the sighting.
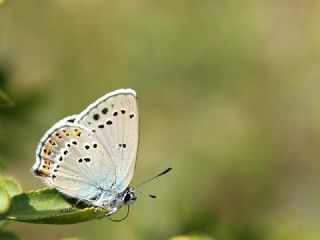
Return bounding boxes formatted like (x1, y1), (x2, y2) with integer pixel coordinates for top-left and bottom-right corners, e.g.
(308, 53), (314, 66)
(123, 188), (137, 205)
(106, 168), (172, 222)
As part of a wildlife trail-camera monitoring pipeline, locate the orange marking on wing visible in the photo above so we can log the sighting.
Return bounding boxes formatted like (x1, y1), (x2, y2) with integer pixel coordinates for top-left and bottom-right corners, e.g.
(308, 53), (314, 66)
(44, 148), (51, 156)
(55, 132), (62, 139)
(34, 169), (48, 177)
(74, 129), (81, 136)
(49, 139), (56, 145)
(63, 130), (70, 136)
(43, 160), (50, 171)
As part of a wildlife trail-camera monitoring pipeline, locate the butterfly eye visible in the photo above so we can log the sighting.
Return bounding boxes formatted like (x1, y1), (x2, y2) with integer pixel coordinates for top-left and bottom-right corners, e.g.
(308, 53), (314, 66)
(124, 192), (136, 204)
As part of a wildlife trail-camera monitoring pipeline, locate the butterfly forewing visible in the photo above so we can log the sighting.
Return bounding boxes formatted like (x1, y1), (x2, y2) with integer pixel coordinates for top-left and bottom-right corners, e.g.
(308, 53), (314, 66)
(76, 89), (139, 192)
(33, 125), (116, 203)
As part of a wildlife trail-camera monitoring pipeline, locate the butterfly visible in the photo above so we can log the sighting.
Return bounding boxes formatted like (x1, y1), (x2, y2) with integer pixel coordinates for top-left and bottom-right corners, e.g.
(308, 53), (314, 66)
(32, 89), (171, 220)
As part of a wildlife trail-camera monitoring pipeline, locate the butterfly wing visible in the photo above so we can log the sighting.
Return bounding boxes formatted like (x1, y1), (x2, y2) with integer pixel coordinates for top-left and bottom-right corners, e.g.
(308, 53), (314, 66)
(75, 89), (139, 192)
(33, 124), (116, 205)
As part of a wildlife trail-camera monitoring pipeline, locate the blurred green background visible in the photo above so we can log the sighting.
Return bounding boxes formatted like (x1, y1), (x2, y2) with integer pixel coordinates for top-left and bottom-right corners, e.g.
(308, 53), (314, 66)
(1, 0), (320, 239)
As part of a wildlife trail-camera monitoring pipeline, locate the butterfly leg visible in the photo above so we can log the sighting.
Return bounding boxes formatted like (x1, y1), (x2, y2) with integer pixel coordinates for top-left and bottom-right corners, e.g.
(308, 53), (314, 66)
(94, 208), (117, 219)
(73, 199), (83, 208)
(61, 199), (82, 213)
(105, 208), (117, 217)
(61, 206), (75, 213)
(93, 206), (103, 214)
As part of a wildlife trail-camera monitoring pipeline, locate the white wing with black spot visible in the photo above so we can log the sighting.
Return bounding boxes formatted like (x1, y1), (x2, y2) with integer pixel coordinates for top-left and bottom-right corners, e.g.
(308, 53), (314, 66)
(75, 89), (139, 192)
(32, 124), (116, 205)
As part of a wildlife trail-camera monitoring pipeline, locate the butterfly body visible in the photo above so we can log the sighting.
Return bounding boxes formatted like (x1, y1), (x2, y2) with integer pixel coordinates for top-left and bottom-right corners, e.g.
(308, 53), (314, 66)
(32, 89), (139, 216)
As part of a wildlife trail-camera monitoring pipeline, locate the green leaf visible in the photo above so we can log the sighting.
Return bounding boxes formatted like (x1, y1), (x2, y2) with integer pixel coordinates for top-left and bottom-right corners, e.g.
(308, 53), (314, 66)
(0, 187), (10, 214)
(0, 176), (23, 226)
(0, 176), (22, 198)
(61, 238), (85, 240)
(3, 188), (109, 224)
(0, 220), (8, 229)
(169, 236), (215, 240)
(0, 231), (21, 240)
(0, 90), (14, 107)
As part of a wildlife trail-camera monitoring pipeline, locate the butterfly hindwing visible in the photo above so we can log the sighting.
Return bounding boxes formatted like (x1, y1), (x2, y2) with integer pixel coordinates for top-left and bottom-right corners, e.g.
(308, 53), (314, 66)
(33, 124), (116, 203)
(76, 89), (139, 192)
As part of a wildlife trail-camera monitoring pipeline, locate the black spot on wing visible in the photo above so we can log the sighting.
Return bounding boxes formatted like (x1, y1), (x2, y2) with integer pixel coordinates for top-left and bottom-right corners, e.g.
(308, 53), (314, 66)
(78, 157), (91, 163)
(118, 143), (127, 148)
(93, 114), (100, 120)
(67, 118), (76, 123)
(102, 108), (108, 114)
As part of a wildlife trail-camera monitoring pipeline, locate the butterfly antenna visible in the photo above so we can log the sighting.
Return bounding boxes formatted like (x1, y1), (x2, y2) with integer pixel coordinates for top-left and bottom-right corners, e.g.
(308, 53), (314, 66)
(108, 205), (130, 222)
(134, 167), (172, 189)
(135, 189), (157, 199)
